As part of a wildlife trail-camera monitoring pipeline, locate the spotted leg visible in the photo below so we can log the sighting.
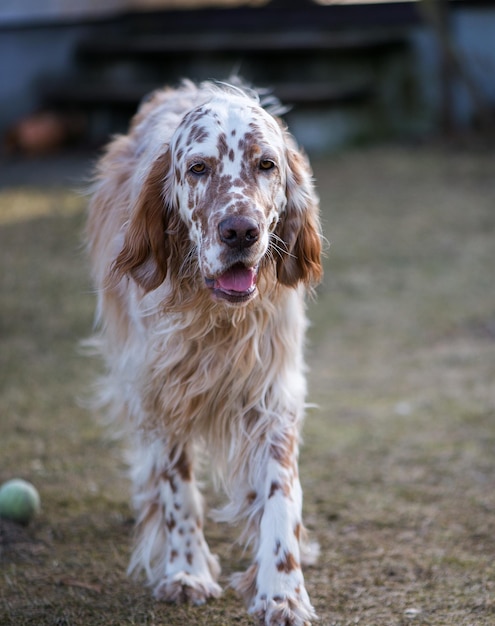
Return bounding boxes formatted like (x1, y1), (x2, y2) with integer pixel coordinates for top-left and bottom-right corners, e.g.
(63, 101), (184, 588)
(233, 431), (317, 626)
(128, 440), (221, 604)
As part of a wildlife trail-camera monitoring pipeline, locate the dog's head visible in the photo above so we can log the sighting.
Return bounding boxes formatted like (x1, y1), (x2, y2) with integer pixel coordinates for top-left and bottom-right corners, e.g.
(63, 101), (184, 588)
(113, 86), (322, 305)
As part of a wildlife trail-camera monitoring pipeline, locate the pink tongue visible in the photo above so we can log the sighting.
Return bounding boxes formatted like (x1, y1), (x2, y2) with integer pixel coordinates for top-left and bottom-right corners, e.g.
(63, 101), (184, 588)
(217, 266), (256, 292)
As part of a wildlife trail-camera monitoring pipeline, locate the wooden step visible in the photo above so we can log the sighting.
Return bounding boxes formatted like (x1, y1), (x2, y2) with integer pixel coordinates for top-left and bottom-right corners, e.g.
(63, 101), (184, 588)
(78, 30), (406, 59)
(43, 79), (374, 112)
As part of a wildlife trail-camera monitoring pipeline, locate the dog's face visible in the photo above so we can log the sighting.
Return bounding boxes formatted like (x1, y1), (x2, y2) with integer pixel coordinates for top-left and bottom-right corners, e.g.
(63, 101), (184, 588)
(112, 90), (322, 304)
(170, 97), (289, 304)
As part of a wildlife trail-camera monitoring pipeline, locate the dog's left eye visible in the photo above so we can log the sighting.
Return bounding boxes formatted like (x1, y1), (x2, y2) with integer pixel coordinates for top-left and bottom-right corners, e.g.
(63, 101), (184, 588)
(259, 159), (275, 171)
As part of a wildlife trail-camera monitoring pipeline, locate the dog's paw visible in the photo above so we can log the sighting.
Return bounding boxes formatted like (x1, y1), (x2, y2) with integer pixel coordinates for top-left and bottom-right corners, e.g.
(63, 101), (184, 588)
(154, 572), (222, 605)
(251, 592), (317, 626)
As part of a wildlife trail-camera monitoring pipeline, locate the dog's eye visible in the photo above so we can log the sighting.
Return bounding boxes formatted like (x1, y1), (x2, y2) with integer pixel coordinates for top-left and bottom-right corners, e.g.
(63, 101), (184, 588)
(259, 159), (275, 171)
(190, 162), (206, 175)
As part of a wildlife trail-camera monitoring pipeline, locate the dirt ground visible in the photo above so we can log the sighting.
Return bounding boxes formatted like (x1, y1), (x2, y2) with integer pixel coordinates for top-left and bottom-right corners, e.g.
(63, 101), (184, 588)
(1, 146), (494, 625)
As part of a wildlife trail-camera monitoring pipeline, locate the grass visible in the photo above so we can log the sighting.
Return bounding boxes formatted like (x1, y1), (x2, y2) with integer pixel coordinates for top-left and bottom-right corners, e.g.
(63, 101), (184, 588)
(1, 146), (494, 625)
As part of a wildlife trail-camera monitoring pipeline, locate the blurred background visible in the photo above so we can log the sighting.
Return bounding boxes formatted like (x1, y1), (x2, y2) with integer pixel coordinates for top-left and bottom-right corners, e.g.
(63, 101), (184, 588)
(1, 0), (495, 157)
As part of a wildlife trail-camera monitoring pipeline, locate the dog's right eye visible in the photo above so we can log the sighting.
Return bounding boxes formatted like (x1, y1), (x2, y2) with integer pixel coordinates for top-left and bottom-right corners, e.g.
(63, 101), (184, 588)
(190, 162), (206, 175)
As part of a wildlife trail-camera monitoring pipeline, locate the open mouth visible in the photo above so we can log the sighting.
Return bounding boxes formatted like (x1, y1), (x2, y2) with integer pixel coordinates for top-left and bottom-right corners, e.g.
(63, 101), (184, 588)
(205, 262), (258, 304)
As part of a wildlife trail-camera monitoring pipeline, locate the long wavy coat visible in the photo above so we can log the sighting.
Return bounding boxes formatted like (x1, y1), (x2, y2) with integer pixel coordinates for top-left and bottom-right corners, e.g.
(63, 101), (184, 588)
(87, 80), (322, 626)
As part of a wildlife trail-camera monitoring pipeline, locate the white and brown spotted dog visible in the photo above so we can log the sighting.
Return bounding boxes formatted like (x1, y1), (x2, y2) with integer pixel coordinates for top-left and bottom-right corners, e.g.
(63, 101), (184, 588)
(87, 79), (322, 625)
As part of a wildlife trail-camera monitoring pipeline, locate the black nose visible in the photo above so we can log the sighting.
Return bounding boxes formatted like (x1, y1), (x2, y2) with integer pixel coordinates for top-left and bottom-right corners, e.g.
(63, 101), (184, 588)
(218, 216), (260, 249)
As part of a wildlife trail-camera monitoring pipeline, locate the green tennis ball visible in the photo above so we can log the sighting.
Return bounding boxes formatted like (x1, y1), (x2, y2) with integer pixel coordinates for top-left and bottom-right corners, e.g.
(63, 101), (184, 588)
(0, 479), (41, 525)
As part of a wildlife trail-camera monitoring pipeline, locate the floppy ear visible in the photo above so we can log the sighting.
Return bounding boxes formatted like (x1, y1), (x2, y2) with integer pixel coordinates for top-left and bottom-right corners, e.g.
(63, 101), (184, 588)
(275, 148), (323, 287)
(111, 149), (188, 292)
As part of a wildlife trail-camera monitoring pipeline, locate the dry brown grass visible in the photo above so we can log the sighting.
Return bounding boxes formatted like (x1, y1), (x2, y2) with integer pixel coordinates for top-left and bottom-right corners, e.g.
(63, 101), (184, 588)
(1, 146), (494, 625)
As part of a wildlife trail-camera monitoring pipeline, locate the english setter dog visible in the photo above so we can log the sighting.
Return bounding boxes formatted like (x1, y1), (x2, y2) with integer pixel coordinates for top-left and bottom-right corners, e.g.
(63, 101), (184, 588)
(87, 79), (322, 625)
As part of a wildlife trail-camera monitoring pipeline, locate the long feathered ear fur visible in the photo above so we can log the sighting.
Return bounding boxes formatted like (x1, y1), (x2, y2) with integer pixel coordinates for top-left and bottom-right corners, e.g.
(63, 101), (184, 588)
(276, 148), (323, 288)
(111, 149), (188, 292)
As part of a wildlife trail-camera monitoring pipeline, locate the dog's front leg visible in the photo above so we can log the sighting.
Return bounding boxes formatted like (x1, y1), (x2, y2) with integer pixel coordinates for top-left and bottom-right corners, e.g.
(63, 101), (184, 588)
(234, 430), (317, 626)
(129, 440), (221, 605)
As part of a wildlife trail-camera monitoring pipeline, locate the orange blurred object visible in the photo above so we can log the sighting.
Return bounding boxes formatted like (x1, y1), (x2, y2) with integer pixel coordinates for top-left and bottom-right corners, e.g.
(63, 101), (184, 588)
(5, 111), (86, 156)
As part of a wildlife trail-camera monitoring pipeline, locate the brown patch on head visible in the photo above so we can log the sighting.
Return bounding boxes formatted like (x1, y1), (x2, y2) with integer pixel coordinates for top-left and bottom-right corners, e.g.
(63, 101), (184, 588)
(217, 132), (228, 158)
(186, 551), (194, 566)
(201, 170), (233, 207)
(110, 149), (191, 292)
(186, 123), (209, 146)
(170, 549), (178, 562)
(186, 107), (209, 124)
(276, 551), (299, 574)
(190, 171), (237, 249)
(234, 127), (282, 208)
